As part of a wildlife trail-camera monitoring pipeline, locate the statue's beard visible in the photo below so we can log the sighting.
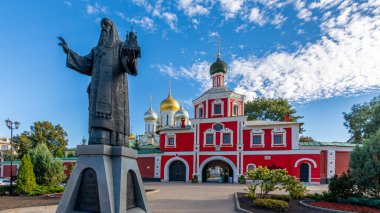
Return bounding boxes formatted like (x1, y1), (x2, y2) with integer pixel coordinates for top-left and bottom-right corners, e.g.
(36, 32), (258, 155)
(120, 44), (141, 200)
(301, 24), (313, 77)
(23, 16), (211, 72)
(99, 29), (111, 48)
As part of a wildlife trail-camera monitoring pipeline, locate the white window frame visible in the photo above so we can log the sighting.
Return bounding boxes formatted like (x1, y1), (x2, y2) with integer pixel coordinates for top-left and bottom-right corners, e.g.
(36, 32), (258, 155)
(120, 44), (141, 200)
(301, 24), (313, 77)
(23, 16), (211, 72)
(250, 129), (265, 147)
(165, 133), (176, 148)
(211, 99), (224, 116)
(220, 128), (233, 146)
(246, 164), (256, 173)
(271, 128), (286, 147)
(203, 128), (216, 147)
(197, 103), (204, 118)
(232, 102), (240, 116)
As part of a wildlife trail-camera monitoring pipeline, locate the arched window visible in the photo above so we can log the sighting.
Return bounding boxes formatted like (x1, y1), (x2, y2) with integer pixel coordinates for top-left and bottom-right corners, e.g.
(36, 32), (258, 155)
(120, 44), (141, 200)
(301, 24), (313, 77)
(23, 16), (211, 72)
(247, 164), (256, 172)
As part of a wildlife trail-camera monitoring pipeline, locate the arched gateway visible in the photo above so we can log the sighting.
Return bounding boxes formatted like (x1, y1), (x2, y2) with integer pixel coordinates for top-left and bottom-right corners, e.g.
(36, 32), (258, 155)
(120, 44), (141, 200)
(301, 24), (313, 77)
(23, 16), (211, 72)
(199, 156), (238, 183)
(164, 157), (189, 182)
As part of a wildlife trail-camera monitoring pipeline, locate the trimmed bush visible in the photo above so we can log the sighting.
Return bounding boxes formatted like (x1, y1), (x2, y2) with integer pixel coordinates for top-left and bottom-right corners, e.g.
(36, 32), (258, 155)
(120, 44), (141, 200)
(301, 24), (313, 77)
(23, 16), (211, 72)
(16, 154), (37, 194)
(270, 194), (292, 202)
(27, 185), (64, 196)
(254, 198), (289, 211)
(304, 192), (335, 202)
(191, 175), (198, 183)
(238, 175), (246, 184)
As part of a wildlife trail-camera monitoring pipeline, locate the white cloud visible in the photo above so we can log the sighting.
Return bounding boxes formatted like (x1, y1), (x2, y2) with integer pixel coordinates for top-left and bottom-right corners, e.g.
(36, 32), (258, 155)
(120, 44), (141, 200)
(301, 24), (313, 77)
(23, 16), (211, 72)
(178, 0), (210, 16)
(86, 3), (107, 15)
(64, 1), (72, 7)
(156, 0), (380, 103)
(235, 24), (248, 33)
(219, 0), (244, 19)
(131, 0), (153, 12)
(248, 8), (266, 26)
(154, 61), (212, 92)
(271, 13), (287, 28)
(294, 0), (312, 21)
(128, 17), (155, 31)
(162, 12), (179, 31)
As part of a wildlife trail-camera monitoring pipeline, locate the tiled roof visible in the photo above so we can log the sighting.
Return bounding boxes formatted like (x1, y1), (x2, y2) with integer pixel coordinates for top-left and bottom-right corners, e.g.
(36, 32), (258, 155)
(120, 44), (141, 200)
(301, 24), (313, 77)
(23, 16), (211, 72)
(201, 87), (232, 95)
(300, 141), (358, 147)
(138, 149), (163, 154)
(158, 125), (192, 131)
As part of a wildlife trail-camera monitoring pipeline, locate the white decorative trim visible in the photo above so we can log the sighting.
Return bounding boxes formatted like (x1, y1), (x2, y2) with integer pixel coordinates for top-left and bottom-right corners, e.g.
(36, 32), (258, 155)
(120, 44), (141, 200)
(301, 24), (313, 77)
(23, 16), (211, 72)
(191, 115), (247, 124)
(327, 150), (336, 178)
(165, 133), (176, 148)
(232, 101), (240, 116)
(227, 97), (231, 117)
(198, 156), (238, 183)
(294, 158), (317, 168)
(203, 128), (216, 146)
(220, 128), (233, 146)
(197, 103), (204, 118)
(291, 125), (299, 149)
(160, 149), (321, 156)
(192, 91), (244, 106)
(154, 155), (161, 178)
(250, 129), (265, 147)
(211, 99), (224, 117)
(164, 156), (190, 182)
(271, 128), (286, 147)
(246, 164), (256, 172)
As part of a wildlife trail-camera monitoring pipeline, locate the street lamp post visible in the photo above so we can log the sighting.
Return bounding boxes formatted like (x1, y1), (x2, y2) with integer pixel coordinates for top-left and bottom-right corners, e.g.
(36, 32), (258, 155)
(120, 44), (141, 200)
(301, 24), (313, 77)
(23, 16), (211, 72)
(5, 119), (20, 196)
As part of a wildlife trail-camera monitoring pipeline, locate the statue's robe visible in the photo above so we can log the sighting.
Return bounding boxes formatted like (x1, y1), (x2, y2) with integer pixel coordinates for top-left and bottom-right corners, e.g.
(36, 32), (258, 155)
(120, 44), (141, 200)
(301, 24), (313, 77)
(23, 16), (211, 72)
(65, 41), (137, 146)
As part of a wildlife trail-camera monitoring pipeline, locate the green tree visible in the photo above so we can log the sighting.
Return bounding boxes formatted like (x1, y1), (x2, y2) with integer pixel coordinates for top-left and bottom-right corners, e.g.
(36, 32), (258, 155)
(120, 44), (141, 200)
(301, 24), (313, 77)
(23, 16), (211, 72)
(29, 143), (65, 185)
(343, 95), (380, 143)
(16, 154), (37, 194)
(350, 129), (380, 197)
(13, 121), (68, 157)
(245, 98), (302, 120)
(299, 136), (315, 142)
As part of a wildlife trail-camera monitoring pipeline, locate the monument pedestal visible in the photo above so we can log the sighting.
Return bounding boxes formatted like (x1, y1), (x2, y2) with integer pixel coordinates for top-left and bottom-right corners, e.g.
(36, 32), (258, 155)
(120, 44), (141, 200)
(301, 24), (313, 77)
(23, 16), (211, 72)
(56, 145), (150, 213)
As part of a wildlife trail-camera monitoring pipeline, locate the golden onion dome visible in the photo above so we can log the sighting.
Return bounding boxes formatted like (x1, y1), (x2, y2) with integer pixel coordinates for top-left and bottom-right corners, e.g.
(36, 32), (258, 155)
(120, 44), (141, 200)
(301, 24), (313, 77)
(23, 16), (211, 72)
(160, 82), (179, 111)
(175, 101), (189, 120)
(128, 132), (135, 140)
(144, 96), (158, 121)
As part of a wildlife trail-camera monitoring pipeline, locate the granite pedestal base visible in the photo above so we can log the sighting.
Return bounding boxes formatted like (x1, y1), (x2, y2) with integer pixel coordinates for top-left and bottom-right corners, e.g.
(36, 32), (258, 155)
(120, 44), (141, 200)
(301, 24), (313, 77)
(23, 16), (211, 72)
(56, 145), (150, 213)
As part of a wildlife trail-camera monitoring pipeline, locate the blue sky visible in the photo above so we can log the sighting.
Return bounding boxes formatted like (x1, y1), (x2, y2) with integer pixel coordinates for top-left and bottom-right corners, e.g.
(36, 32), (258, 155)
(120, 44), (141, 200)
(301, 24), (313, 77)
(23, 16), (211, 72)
(0, 0), (379, 148)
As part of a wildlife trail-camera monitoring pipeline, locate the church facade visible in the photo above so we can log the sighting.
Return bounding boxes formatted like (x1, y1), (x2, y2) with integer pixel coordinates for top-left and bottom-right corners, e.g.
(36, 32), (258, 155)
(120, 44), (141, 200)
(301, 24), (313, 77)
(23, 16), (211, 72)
(135, 53), (355, 184)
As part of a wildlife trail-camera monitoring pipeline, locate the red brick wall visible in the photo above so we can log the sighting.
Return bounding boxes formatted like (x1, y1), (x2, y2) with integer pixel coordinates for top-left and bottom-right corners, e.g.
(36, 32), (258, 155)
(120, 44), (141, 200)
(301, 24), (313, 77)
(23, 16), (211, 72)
(137, 157), (155, 178)
(243, 128), (292, 151)
(320, 150), (327, 179)
(335, 151), (350, 176)
(2, 165), (17, 178)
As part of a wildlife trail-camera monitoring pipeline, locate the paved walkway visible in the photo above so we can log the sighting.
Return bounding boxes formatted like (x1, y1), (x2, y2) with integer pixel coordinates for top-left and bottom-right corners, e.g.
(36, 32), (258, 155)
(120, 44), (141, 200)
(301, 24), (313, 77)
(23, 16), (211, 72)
(0, 182), (328, 213)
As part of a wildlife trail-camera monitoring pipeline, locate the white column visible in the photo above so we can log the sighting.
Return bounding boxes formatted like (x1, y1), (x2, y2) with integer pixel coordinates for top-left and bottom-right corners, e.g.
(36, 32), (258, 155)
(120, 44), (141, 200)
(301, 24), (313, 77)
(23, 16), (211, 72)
(227, 97), (230, 117)
(1, 163), (3, 177)
(206, 101), (208, 118)
(291, 125), (300, 149)
(154, 155), (161, 179)
(327, 149), (336, 178)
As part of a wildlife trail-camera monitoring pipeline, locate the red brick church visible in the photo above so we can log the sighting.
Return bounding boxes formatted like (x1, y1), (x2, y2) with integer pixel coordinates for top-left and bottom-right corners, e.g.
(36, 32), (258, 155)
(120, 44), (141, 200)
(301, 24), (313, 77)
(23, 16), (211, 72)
(135, 52), (355, 184)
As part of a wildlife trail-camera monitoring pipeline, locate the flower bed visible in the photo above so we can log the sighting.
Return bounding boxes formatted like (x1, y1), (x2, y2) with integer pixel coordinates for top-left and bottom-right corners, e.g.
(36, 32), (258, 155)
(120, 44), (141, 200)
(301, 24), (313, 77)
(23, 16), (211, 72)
(311, 201), (380, 213)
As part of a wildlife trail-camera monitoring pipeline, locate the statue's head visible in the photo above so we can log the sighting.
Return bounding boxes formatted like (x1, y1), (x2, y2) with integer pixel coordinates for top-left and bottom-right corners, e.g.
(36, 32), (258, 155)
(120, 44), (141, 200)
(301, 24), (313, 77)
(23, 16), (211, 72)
(98, 18), (120, 48)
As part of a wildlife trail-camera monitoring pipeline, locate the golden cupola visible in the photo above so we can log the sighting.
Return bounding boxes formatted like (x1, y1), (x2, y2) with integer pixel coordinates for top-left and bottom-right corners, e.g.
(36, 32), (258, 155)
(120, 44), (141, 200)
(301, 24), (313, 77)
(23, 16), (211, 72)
(160, 81), (180, 111)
